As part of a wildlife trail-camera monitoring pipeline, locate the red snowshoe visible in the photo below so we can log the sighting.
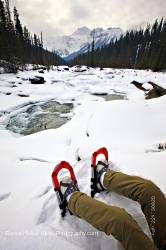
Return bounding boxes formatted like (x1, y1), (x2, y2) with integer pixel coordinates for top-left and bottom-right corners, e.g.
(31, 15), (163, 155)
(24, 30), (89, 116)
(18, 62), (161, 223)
(52, 161), (79, 217)
(91, 147), (109, 197)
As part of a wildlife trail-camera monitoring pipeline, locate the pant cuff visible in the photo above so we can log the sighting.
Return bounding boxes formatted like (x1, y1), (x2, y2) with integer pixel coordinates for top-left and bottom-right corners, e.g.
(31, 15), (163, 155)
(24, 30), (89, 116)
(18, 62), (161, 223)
(68, 191), (84, 215)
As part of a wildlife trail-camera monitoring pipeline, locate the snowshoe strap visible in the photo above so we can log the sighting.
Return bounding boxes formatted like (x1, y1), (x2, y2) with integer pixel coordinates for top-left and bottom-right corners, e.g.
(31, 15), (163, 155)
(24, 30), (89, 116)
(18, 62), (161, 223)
(63, 182), (79, 203)
(97, 160), (108, 169)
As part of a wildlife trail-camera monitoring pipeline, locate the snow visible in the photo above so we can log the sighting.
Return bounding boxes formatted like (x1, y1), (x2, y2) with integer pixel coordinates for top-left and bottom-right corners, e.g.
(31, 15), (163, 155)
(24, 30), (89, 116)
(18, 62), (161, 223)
(0, 67), (166, 250)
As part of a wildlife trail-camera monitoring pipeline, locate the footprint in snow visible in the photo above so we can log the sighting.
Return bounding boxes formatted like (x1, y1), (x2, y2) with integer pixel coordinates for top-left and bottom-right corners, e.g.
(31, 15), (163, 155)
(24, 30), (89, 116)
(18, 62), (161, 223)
(37, 194), (56, 224)
(0, 192), (11, 202)
(19, 157), (51, 163)
(36, 185), (52, 199)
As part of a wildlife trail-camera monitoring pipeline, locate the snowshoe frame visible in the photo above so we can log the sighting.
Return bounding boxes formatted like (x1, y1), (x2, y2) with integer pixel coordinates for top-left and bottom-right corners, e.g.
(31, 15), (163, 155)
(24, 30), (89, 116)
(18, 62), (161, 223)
(52, 161), (78, 217)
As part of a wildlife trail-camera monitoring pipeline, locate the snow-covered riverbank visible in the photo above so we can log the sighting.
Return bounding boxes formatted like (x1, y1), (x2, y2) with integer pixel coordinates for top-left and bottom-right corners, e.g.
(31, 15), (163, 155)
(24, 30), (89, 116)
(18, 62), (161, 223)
(0, 67), (166, 250)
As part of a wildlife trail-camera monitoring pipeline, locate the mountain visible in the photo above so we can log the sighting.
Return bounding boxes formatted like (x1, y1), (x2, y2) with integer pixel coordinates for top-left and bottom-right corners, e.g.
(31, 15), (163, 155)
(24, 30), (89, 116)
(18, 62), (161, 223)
(54, 27), (91, 58)
(74, 19), (166, 71)
(54, 27), (124, 61)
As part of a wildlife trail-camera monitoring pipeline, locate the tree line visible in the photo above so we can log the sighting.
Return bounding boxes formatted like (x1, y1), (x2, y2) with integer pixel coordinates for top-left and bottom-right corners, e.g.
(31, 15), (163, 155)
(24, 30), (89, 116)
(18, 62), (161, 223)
(72, 18), (166, 71)
(0, 0), (63, 71)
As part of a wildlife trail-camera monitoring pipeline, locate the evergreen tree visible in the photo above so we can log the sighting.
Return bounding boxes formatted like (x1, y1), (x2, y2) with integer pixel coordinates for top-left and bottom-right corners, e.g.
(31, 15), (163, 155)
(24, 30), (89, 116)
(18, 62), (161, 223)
(0, 2), (64, 71)
(14, 7), (23, 38)
(74, 18), (166, 71)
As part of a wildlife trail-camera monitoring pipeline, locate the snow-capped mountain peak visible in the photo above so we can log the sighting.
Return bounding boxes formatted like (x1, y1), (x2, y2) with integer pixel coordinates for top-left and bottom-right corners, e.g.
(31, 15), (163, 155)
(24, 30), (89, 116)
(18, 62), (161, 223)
(71, 27), (91, 36)
(53, 26), (124, 60)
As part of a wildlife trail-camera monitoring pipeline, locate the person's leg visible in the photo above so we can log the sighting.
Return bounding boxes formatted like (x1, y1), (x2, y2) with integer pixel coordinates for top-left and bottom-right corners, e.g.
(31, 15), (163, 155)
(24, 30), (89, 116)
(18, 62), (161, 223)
(68, 192), (157, 250)
(103, 170), (166, 249)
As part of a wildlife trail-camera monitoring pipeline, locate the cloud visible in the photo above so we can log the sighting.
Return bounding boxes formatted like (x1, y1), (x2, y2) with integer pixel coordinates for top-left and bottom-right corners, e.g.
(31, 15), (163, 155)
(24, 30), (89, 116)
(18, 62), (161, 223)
(69, 0), (90, 19)
(10, 0), (166, 50)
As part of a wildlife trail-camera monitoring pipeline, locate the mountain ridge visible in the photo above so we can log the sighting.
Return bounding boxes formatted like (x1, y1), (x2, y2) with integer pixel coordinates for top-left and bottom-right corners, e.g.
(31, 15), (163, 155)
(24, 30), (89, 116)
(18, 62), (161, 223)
(54, 27), (124, 60)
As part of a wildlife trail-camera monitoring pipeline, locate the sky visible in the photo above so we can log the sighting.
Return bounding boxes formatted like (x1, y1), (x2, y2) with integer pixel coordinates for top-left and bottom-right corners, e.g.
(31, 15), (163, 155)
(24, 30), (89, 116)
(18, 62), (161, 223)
(10, 0), (166, 49)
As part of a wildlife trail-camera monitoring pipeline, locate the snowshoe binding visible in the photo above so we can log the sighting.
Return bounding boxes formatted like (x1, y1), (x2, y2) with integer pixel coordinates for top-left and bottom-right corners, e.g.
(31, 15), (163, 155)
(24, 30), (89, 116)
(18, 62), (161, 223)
(52, 161), (79, 217)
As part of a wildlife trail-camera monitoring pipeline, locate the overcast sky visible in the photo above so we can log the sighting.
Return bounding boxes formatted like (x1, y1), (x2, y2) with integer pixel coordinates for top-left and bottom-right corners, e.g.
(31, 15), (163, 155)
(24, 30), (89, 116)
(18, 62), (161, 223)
(10, 0), (166, 48)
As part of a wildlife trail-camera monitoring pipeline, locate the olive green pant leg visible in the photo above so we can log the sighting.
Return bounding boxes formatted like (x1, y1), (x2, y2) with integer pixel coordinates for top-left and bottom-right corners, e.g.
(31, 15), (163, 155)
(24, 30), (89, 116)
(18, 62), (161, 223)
(68, 192), (157, 250)
(103, 170), (166, 248)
